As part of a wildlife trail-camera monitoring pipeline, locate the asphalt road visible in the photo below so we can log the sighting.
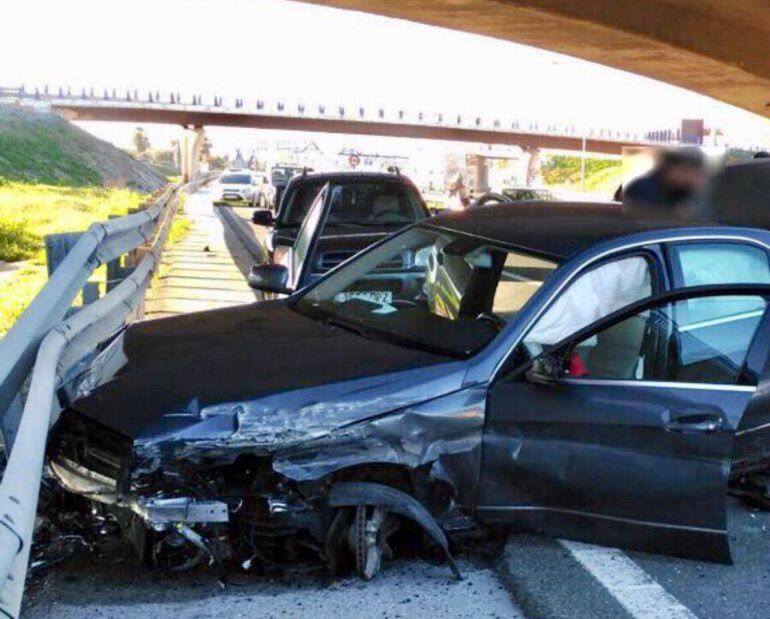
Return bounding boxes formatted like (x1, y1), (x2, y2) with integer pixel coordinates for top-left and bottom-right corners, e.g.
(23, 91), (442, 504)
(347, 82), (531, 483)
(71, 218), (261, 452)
(23, 189), (770, 618)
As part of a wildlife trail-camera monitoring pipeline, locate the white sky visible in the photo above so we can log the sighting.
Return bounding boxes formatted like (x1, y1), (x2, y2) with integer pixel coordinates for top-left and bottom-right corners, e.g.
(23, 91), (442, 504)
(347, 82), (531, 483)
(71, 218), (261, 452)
(3, 0), (768, 155)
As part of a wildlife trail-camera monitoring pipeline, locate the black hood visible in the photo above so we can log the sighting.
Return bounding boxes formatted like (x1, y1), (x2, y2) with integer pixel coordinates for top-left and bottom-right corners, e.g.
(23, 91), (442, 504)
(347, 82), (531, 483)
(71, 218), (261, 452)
(71, 301), (450, 439)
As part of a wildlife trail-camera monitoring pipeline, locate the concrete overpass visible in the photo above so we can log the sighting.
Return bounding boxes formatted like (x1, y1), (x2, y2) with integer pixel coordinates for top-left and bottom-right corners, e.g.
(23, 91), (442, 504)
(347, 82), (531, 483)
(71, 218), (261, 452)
(51, 101), (647, 155)
(304, 0), (770, 119)
(4, 87), (681, 182)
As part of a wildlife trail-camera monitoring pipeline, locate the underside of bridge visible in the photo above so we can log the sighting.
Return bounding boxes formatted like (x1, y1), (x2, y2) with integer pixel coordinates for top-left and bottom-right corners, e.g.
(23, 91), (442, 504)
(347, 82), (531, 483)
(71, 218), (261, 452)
(304, 0), (770, 119)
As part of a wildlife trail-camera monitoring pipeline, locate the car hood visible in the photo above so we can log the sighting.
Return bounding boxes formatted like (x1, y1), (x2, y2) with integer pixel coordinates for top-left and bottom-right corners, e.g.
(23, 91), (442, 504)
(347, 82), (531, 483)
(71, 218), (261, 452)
(70, 301), (464, 449)
(220, 184), (249, 191)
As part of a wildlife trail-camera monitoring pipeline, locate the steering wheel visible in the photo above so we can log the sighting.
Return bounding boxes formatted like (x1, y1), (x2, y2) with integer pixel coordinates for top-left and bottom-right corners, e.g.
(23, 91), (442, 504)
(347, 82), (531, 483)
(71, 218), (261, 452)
(475, 312), (507, 331)
(472, 192), (511, 208)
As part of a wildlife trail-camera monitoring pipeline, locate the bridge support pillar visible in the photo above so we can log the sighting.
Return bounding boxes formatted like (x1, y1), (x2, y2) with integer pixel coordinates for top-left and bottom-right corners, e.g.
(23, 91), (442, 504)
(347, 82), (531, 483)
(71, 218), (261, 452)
(466, 155), (490, 194)
(524, 147), (541, 187)
(180, 125), (205, 183)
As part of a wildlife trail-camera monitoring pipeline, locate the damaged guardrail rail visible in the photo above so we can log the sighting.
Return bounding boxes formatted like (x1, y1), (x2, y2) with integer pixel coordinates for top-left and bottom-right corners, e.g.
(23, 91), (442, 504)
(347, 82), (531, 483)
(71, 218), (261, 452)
(0, 177), (207, 618)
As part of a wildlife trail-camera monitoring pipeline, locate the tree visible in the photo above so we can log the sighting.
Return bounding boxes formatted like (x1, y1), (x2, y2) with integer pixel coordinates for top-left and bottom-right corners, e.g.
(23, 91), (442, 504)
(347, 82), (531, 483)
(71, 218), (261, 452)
(132, 127), (150, 155)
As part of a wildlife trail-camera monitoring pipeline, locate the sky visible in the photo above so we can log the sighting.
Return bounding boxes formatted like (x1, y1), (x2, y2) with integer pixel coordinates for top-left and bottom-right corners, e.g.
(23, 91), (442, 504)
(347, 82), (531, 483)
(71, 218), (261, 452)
(3, 0), (768, 155)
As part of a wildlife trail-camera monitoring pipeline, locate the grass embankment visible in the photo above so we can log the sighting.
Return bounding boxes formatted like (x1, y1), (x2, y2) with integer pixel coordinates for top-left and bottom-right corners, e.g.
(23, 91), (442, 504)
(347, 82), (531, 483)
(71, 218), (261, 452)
(541, 155), (622, 195)
(0, 180), (190, 337)
(0, 104), (165, 191)
(0, 119), (102, 186)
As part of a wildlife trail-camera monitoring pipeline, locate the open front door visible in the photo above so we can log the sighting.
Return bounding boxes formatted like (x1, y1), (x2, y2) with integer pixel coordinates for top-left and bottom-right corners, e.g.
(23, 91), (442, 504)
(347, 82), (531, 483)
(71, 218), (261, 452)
(289, 183), (330, 291)
(478, 285), (770, 562)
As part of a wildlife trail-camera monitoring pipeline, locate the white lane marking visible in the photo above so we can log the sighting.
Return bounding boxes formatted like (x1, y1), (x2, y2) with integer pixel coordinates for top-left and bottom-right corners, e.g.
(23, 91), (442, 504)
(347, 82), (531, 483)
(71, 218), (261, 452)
(560, 540), (698, 619)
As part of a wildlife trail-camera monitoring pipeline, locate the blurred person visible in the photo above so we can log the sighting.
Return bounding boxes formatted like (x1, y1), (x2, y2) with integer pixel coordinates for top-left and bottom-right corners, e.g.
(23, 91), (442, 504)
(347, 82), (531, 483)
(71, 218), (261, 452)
(446, 174), (471, 210)
(623, 147), (707, 215)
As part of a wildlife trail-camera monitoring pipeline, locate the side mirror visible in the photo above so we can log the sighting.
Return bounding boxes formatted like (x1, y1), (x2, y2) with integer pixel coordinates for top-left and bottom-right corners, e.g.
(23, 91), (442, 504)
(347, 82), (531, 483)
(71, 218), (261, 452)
(248, 264), (292, 294)
(252, 209), (275, 226)
(525, 352), (564, 386)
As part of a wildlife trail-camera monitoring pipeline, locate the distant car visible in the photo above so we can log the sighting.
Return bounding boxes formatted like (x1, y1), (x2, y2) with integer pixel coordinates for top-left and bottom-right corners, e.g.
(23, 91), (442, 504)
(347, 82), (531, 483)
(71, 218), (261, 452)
(251, 172), (270, 208)
(50, 202), (770, 581)
(251, 171), (430, 284)
(213, 172), (266, 207)
(269, 164), (305, 210)
(473, 187), (556, 207)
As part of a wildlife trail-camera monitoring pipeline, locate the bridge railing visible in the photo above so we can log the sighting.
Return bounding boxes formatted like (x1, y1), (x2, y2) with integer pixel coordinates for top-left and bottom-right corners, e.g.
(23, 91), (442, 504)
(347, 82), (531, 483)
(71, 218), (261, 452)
(2, 83), (663, 145)
(0, 178), (211, 618)
(6, 84), (768, 152)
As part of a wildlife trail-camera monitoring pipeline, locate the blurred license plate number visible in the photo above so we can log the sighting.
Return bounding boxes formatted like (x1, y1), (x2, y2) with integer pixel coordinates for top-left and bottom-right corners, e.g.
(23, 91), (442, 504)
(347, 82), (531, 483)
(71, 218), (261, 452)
(336, 291), (393, 304)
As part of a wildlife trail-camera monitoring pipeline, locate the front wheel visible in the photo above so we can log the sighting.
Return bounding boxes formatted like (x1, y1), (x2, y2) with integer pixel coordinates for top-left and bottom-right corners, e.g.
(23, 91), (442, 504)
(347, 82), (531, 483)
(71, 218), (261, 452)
(348, 506), (398, 580)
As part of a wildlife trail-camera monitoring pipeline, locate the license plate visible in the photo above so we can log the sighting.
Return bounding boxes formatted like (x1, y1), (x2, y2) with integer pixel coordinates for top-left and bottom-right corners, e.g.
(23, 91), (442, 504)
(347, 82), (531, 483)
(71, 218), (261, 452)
(335, 291), (393, 305)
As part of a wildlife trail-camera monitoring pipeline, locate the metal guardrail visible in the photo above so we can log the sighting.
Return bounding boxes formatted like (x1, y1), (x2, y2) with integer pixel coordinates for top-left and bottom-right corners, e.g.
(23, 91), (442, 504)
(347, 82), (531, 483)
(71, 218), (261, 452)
(0, 178), (211, 618)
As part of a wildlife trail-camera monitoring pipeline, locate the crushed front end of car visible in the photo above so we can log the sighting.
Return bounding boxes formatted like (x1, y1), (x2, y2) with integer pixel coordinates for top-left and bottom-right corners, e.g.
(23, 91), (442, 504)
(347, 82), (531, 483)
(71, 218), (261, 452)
(46, 302), (483, 579)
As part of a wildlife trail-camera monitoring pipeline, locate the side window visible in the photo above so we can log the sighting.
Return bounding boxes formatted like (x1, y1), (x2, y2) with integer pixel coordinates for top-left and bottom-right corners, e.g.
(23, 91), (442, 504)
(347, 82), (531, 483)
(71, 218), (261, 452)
(671, 242), (770, 333)
(524, 255), (653, 351)
(568, 294), (767, 385)
(671, 243), (770, 288)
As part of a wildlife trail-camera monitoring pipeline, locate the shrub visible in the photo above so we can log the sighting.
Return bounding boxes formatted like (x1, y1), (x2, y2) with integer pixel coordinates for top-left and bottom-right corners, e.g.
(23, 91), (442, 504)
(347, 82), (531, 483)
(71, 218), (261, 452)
(0, 219), (40, 262)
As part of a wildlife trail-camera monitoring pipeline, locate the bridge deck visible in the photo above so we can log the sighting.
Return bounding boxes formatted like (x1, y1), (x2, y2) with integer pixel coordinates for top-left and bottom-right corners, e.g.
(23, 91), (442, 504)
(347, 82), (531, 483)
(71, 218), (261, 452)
(144, 188), (257, 319)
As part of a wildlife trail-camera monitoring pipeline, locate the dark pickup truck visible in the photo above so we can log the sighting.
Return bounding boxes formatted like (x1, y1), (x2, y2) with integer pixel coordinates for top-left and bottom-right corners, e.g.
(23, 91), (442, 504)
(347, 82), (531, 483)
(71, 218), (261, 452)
(251, 171), (431, 292)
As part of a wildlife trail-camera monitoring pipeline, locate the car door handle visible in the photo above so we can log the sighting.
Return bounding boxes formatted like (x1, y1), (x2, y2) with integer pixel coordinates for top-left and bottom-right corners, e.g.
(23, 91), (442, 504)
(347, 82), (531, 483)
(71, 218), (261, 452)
(665, 414), (723, 433)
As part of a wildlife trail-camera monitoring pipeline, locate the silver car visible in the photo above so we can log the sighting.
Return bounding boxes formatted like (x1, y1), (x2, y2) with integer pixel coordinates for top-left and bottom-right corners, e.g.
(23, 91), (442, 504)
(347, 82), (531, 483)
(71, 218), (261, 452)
(213, 171), (267, 207)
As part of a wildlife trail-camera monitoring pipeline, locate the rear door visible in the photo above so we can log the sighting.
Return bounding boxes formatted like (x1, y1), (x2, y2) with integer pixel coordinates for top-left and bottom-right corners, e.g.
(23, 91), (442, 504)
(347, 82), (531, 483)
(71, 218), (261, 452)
(478, 285), (770, 562)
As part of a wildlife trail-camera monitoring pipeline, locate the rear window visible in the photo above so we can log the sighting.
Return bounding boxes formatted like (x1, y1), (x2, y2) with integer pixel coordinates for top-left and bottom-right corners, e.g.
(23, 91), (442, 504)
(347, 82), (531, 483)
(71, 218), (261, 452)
(272, 167), (301, 184)
(326, 182), (425, 225)
(280, 180), (426, 228)
(220, 174), (251, 184)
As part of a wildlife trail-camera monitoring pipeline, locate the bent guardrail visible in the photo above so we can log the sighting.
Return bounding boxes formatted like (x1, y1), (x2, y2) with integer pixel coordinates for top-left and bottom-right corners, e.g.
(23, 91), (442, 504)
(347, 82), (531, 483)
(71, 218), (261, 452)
(0, 178), (211, 618)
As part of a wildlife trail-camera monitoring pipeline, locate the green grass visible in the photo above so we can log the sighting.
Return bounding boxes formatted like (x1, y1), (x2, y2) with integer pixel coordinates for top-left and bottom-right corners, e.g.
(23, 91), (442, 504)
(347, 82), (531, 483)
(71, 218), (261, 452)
(0, 180), (145, 262)
(0, 116), (102, 186)
(0, 180), (146, 336)
(168, 214), (192, 246)
(0, 263), (48, 336)
(541, 155), (622, 194)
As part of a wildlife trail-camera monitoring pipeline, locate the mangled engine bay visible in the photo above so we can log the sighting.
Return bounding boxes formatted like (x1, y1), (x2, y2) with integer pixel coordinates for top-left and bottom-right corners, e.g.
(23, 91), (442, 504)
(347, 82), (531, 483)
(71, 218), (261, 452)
(46, 377), (484, 579)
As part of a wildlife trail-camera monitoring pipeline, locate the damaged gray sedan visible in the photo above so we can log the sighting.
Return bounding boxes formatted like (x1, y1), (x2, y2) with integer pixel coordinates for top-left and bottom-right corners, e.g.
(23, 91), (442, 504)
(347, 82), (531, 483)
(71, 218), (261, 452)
(49, 202), (770, 578)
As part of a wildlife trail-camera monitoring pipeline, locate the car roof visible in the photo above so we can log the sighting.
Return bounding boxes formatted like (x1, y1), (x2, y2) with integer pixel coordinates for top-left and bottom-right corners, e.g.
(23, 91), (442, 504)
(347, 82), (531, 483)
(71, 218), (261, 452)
(290, 171), (414, 185)
(427, 201), (711, 261)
